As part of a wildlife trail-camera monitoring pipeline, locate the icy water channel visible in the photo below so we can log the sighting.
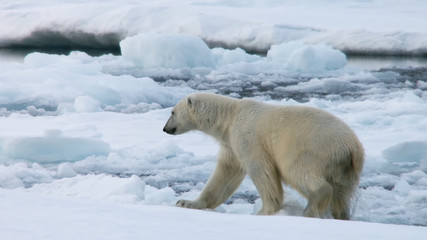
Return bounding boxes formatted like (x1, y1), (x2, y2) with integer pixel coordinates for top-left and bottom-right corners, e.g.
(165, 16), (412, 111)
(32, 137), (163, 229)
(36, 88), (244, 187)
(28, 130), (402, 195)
(1, 47), (427, 103)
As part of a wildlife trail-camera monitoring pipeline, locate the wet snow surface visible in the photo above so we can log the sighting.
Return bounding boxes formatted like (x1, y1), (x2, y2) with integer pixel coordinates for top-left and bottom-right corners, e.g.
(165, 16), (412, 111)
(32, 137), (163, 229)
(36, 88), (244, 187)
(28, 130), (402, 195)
(0, 1), (427, 239)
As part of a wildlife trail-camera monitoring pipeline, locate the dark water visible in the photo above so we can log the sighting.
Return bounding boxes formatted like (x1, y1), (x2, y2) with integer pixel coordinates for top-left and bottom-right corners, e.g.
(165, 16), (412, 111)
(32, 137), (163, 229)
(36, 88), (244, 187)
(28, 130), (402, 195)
(346, 55), (427, 70)
(1, 47), (426, 68)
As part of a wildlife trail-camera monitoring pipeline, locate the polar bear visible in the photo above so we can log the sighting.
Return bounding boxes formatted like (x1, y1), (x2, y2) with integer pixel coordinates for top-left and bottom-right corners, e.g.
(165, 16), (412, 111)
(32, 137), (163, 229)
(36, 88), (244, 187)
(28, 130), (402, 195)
(163, 92), (364, 219)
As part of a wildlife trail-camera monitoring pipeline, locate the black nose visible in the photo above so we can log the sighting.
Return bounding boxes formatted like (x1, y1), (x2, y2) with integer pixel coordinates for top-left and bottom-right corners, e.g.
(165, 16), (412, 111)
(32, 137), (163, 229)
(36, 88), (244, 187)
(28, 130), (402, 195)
(163, 127), (177, 134)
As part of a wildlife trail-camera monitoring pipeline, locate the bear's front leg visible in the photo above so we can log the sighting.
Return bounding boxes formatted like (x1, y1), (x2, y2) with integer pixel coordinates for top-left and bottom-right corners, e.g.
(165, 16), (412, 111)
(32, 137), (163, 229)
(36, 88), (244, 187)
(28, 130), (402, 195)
(176, 147), (245, 210)
(246, 156), (284, 215)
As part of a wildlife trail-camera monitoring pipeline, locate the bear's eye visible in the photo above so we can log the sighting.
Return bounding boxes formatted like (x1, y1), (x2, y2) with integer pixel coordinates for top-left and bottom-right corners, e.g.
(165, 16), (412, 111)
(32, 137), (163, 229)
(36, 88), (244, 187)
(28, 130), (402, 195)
(171, 111), (175, 115)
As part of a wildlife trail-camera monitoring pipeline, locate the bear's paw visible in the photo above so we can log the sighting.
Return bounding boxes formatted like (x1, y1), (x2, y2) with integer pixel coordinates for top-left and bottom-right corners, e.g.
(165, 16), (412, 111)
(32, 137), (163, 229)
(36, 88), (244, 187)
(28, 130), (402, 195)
(176, 199), (207, 210)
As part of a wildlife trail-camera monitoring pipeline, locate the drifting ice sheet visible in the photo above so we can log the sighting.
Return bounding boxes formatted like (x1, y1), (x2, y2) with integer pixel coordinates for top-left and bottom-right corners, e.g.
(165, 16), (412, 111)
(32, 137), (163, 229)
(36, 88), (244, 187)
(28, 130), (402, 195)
(1, 129), (111, 163)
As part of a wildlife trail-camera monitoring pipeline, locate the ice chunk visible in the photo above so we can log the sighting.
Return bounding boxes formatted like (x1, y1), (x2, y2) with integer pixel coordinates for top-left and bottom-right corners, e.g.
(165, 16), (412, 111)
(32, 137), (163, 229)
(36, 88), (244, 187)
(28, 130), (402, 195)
(421, 159), (427, 173)
(267, 42), (347, 72)
(381, 141), (427, 174)
(56, 163), (78, 178)
(393, 180), (411, 194)
(280, 77), (359, 94)
(109, 175), (145, 202)
(0, 162), (53, 188)
(144, 186), (176, 205)
(408, 190), (427, 204)
(289, 45), (346, 71)
(1, 130), (111, 163)
(402, 170), (427, 185)
(120, 33), (215, 69)
(28, 174), (145, 203)
(212, 47), (261, 66)
(383, 141), (427, 163)
(74, 95), (102, 112)
(267, 41), (305, 64)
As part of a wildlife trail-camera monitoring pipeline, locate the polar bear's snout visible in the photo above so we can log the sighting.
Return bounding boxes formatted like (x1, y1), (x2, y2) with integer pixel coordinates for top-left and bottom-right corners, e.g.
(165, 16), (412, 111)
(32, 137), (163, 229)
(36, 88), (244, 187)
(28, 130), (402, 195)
(163, 116), (178, 135)
(163, 126), (176, 134)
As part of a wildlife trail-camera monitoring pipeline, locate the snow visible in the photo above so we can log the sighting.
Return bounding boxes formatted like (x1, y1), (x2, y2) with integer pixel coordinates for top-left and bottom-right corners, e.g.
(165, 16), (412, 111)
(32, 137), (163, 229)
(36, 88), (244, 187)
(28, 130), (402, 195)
(1, 0), (427, 55)
(2, 189), (426, 240)
(0, 0), (427, 238)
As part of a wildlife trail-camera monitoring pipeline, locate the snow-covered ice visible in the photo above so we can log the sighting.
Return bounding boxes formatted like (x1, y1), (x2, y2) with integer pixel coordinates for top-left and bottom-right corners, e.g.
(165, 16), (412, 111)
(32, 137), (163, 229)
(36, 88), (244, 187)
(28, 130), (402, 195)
(1, 188), (427, 240)
(1, 0), (427, 55)
(0, 0), (427, 239)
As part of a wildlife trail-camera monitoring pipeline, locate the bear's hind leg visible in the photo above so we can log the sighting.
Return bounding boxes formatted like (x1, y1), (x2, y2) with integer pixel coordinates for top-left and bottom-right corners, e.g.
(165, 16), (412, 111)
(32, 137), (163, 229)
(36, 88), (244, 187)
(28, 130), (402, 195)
(177, 147), (245, 210)
(303, 182), (333, 218)
(330, 183), (353, 220)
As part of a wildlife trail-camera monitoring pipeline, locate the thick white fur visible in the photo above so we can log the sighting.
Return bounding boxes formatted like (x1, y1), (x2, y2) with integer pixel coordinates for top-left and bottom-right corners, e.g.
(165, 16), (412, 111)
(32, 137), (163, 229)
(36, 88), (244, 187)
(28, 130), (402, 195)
(163, 93), (364, 219)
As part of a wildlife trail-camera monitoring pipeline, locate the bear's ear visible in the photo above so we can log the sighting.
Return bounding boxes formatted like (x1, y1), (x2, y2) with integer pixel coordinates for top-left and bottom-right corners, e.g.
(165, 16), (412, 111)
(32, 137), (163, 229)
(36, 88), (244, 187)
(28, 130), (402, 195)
(187, 97), (193, 108)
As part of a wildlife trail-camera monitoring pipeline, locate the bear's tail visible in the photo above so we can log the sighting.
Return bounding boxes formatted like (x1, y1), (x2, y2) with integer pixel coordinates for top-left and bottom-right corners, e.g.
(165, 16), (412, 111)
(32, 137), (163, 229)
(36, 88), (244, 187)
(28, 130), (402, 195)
(346, 140), (365, 218)
(330, 140), (365, 219)
(350, 140), (365, 182)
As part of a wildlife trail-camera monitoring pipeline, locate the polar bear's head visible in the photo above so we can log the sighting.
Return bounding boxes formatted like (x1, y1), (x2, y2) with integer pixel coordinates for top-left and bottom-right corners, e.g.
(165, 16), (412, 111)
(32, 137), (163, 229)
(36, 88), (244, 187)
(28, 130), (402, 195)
(163, 95), (197, 135)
